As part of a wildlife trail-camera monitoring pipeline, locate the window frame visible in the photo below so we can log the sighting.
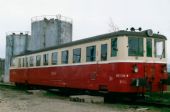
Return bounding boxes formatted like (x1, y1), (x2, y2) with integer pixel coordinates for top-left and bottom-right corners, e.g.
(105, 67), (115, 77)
(86, 45), (96, 62)
(146, 38), (152, 57)
(52, 52), (58, 65)
(18, 58), (21, 67)
(154, 39), (165, 58)
(36, 55), (41, 66)
(62, 50), (69, 64)
(111, 38), (118, 57)
(29, 56), (34, 67)
(73, 48), (81, 63)
(128, 37), (144, 56)
(43, 53), (49, 66)
(101, 44), (107, 61)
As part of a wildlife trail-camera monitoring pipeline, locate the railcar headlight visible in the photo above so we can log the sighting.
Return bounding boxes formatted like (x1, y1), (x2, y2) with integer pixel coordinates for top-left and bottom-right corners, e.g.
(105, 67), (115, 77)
(162, 65), (167, 73)
(133, 64), (138, 73)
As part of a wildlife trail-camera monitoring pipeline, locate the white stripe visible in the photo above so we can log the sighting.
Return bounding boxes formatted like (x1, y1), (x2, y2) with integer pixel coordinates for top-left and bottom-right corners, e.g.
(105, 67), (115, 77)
(10, 60), (167, 69)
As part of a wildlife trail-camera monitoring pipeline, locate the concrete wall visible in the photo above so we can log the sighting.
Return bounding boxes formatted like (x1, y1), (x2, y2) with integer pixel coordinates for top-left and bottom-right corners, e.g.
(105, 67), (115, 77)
(31, 17), (72, 51)
(4, 33), (31, 82)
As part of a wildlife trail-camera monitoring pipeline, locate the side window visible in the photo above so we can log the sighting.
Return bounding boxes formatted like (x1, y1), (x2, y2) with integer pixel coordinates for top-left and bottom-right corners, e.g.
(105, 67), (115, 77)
(111, 38), (117, 57)
(18, 58), (21, 67)
(36, 55), (41, 66)
(146, 38), (152, 57)
(52, 52), (58, 65)
(29, 56), (34, 67)
(86, 46), (96, 62)
(25, 57), (28, 67)
(62, 50), (69, 64)
(154, 39), (165, 58)
(22, 58), (25, 67)
(101, 44), (107, 61)
(73, 48), (81, 63)
(43, 54), (49, 65)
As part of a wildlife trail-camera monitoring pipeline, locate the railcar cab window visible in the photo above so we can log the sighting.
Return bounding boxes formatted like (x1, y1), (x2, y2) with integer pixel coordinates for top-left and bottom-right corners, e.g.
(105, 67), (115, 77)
(154, 39), (165, 58)
(52, 52), (58, 65)
(43, 54), (49, 65)
(29, 56), (34, 67)
(128, 37), (143, 56)
(73, 48), (81, 63)
(62, 50), (69, 64)
(86, 46), (96, 62)
(36, 55), (41, 66)
(111, 38), (117, 57)
(101, 44), (107, 61)
(146, 38), (152, 57)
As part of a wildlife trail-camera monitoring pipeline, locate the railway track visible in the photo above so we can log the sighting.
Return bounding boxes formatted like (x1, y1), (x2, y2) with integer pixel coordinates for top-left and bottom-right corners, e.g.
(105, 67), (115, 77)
(139, 101), (170, 108)
(0, 83), (15, 88)
(0, 83), (170, 108)
(106, 97), (170, 108)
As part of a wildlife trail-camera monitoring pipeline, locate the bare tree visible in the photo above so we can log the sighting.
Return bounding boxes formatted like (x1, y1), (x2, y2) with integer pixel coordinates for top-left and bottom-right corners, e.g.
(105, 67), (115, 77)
(108, 18), (119, 32)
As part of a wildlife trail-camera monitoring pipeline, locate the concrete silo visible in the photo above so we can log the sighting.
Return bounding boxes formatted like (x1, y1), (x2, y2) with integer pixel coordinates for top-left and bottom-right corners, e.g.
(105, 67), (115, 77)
(31, 15), (72, 51)
(4, 32), (31, 82)
(4, 14), (73, 82)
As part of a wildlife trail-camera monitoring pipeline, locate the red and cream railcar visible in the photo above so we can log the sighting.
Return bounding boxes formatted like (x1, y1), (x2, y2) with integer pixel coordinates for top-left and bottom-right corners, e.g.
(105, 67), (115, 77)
(10, 30), (168, 94)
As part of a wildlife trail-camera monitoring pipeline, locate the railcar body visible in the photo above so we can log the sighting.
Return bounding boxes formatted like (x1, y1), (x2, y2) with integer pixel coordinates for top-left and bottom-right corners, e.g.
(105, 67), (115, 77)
(10, 30), (169, 94)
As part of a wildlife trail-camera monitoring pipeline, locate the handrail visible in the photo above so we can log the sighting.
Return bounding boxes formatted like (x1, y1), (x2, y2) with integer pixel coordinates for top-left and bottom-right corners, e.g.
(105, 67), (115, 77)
(31, 14), (72, 23)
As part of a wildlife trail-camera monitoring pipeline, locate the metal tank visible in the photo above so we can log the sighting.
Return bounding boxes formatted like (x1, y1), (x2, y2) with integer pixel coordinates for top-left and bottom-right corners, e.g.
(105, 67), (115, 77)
(31, 15), (72, 51)
(4, 32), (31, 82)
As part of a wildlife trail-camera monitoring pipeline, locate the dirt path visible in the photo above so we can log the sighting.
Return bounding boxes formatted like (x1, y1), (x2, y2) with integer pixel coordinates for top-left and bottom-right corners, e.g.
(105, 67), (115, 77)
(0, 87), (158, 112)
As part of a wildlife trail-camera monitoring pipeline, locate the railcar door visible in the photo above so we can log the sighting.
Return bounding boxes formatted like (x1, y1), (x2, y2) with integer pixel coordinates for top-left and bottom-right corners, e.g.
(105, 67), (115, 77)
(23, 57), (29, 85)
(144, 63), (155, 92)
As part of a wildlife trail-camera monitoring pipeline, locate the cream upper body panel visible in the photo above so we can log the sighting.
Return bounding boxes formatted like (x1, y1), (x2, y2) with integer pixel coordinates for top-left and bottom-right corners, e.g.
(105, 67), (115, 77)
(10, 35), (167, 69)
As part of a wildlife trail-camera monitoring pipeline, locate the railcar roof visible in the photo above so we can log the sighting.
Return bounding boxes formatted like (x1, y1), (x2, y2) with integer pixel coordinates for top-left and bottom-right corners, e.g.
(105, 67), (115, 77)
(15, 30), (167, 57)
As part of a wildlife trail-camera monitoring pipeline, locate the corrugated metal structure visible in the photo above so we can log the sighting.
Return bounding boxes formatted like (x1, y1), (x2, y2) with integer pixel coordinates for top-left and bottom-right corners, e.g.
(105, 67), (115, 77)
(31, 15), (72, 51)
(4, 15), (73, 82)
(0, 58), (5, 82)
(5, 32), (31, 82)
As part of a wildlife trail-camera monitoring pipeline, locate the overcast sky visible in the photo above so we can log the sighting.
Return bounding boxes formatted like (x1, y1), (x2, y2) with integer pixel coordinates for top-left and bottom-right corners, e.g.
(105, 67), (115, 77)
(0, 0), (170, 63)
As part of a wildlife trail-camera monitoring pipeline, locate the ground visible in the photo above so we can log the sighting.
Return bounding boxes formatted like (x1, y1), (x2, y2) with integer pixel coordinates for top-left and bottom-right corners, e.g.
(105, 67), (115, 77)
(0, 86), (164, 112)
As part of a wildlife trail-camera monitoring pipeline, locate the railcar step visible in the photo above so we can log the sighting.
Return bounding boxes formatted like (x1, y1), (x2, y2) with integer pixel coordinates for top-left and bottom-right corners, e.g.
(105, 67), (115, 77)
(69, 95), (104, 103)
(26, 90), (47, 95)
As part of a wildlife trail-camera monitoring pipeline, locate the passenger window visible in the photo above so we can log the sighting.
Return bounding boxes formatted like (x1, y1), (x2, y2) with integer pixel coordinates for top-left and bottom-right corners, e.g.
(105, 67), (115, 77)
(29, 56), (34, 67)
(146, 38), (152, 57)
(25, 57), (28, 67)
(86, 46), (96, 62)
(101, 44), (107, 61)
(36, 55), (41, 66)
(62, 50), (69, 64)
(128, 37), (143, 56)
(22, 58), (25, 67)
(43, 54), (49, 65)
(73, 48), (81, 63)
(111, 38), (117, 57)
(18, 58), (21, 67)
(52, 52), (58, 65)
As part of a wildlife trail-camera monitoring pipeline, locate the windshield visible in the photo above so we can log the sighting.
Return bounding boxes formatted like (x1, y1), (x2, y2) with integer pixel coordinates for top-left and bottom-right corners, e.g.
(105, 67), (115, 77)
(128, 37), (143, 56)
(154, 39), (165, 58)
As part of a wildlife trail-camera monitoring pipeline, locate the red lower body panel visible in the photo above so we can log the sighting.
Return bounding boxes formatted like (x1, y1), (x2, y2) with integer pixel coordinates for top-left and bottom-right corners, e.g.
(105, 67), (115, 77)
(10, 62), (168, 93)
